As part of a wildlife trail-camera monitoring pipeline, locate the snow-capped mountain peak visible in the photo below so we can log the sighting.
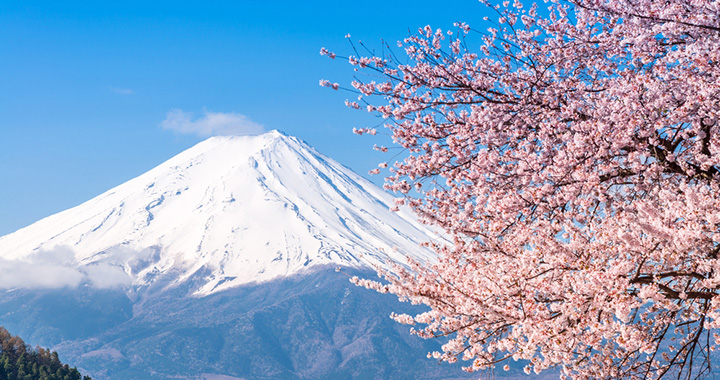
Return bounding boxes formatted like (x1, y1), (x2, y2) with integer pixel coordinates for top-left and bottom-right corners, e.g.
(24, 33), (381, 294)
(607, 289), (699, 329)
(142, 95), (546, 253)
(0, 131), (439, 295)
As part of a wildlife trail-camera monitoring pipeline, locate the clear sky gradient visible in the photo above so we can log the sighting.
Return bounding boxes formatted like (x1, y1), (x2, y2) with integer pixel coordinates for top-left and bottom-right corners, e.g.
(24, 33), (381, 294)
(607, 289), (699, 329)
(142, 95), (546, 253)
(0, 0), (490, 236)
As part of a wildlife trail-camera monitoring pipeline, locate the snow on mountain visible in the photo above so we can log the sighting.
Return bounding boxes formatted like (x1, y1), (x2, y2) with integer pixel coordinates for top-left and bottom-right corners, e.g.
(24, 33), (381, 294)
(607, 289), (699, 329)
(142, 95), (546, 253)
(0, 130), (440, 295)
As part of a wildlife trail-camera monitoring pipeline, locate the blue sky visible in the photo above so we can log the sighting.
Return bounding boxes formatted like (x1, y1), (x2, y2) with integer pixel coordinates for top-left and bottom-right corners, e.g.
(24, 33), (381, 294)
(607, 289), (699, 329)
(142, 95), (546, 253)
(0, 0), (489, 236)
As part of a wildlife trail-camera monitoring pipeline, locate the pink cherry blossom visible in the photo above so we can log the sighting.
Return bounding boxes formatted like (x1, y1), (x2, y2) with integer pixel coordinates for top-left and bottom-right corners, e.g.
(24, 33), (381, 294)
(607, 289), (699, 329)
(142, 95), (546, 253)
(328, 0), (720, 378)
(318, 79), (339, 90)
(319, 47), (336, 59)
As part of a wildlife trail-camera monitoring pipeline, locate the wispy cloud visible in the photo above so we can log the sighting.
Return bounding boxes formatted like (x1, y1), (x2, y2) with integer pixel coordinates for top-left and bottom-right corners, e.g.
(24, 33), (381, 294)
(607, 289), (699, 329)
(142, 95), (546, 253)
(160, 108), (264, 137)
(82, 262), (133, 288)
(109, 87), (134, 95)
(0, 246), (132, 290)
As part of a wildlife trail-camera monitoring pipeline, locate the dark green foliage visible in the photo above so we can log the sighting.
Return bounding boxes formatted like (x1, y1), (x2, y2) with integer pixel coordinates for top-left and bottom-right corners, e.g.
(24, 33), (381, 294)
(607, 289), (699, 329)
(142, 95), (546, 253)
(0, 327), (91, 380)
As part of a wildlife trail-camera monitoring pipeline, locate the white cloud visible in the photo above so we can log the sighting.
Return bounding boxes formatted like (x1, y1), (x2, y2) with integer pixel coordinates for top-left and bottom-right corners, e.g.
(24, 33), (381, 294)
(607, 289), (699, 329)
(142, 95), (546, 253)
(0, 259), (84, 289)
(160, 108), (264, 137)
(0, 247), (82, 289)
(0, 246), (132, 290)
(82, 262), (133, 288)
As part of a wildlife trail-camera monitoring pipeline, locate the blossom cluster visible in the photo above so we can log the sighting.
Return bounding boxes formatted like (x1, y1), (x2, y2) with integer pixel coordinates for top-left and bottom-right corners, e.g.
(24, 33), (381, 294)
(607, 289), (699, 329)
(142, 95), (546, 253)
(327, 0), (720, 378)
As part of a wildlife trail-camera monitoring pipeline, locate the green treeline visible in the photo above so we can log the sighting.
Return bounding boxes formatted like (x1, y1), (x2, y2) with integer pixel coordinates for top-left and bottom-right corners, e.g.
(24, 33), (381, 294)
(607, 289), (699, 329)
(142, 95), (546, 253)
(0, 327), (91, 380)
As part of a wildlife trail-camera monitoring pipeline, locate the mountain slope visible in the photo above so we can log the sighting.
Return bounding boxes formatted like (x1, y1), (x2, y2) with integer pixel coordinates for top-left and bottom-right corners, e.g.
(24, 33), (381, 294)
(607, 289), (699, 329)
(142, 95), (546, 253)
(0, 131), (439, 295)
(0, 267), (481, 380)
(0, 131), (481, 379)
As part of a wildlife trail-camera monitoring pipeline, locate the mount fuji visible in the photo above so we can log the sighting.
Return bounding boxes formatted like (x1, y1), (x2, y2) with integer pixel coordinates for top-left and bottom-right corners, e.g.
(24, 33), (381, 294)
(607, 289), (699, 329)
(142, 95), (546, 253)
(0, 130), (438, 295)
(0, 131), (476, 380)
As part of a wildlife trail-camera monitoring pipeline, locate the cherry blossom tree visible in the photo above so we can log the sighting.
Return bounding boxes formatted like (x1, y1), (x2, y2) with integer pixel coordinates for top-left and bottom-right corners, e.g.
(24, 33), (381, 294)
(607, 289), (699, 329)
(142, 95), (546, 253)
(322, 0), (720, 379)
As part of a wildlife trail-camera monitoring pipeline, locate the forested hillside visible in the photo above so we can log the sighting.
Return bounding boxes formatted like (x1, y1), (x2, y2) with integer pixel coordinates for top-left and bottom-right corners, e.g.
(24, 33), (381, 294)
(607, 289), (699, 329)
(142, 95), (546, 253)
(0, 327), (90, 380)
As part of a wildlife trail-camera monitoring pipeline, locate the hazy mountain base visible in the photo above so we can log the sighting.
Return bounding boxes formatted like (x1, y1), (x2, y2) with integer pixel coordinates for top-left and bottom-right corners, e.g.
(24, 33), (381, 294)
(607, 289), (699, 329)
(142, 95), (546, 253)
(0, 266), (493, 380)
